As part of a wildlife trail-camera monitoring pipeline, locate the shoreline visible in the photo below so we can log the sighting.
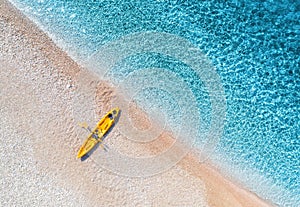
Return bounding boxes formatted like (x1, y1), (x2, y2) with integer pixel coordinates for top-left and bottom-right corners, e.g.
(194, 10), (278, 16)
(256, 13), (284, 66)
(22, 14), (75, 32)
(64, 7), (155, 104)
(0, 0), (275, 206)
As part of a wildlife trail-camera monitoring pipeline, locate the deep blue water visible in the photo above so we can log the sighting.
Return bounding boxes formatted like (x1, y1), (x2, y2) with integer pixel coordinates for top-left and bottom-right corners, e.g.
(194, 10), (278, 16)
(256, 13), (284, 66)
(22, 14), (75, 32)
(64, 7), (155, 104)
(9, 0), (299, 206)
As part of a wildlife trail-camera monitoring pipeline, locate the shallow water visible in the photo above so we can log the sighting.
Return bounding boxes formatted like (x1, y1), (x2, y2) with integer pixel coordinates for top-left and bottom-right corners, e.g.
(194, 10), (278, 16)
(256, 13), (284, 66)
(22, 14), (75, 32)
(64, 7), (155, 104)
(9, 0), (300, 206)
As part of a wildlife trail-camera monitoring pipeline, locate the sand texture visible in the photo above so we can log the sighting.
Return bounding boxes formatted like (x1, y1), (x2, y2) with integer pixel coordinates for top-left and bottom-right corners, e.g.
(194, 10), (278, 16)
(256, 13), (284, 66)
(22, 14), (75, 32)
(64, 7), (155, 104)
(0, 0), (275, 206)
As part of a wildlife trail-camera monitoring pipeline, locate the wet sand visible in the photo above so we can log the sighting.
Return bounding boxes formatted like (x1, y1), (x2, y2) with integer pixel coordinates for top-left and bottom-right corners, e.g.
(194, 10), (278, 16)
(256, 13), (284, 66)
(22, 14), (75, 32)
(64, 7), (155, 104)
(0, 0), (275, 206)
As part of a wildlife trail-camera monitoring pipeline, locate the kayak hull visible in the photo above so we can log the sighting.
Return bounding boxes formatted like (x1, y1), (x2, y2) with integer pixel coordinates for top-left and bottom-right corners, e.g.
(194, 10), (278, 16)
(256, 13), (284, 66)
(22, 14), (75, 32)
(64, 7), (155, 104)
(77, 108), (120, 158)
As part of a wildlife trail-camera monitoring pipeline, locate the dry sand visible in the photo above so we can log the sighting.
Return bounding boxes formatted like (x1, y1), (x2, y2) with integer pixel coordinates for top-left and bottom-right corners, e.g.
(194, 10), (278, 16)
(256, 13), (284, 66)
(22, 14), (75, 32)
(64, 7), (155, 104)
(0, 0), (275, 206)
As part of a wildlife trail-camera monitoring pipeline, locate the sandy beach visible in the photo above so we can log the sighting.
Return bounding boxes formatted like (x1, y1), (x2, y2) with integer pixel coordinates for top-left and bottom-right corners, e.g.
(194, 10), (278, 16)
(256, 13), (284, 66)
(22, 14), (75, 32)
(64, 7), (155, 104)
(0, 0), (276, 206)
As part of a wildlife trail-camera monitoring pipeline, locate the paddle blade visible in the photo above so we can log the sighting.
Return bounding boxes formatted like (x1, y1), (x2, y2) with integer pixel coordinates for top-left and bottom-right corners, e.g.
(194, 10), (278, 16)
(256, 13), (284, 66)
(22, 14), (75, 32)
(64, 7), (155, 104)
(78, 122), (92, 132)
(99, 143), (108, 152)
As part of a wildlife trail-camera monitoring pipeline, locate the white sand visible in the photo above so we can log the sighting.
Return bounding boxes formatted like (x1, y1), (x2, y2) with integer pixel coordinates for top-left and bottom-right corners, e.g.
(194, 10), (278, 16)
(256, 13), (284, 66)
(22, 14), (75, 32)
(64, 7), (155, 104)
(0, 1), (208, 206)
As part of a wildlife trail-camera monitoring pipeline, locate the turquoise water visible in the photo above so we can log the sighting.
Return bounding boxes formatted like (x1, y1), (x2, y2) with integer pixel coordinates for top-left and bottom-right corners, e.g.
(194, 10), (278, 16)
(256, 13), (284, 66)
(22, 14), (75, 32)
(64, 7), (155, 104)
(10, 0), (299, 206)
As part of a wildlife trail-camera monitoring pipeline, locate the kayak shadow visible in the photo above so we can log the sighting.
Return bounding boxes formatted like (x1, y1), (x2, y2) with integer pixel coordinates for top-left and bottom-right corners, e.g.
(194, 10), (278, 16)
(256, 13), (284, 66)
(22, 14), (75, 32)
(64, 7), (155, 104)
(80, 110), (121, 162)
(80, 152), (90, 161)
(80, 142), (100, 161)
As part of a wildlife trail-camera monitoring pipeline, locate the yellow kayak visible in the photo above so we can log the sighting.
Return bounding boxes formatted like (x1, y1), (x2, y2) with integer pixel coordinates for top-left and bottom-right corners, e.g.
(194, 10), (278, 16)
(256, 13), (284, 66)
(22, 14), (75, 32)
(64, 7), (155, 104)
(77, 107), (120, 158)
